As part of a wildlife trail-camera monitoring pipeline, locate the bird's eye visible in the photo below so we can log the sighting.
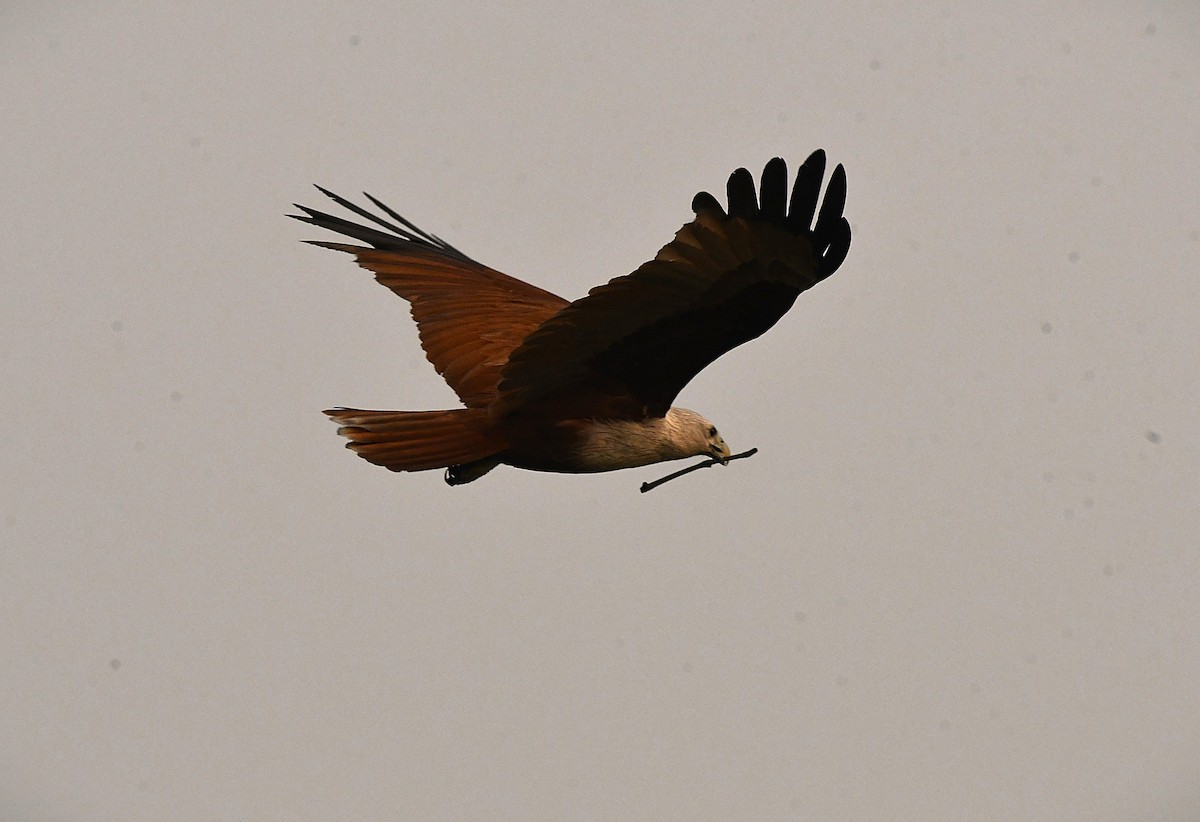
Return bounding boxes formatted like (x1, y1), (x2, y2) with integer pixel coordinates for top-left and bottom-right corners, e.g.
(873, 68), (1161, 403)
(708, 426), (717, 437)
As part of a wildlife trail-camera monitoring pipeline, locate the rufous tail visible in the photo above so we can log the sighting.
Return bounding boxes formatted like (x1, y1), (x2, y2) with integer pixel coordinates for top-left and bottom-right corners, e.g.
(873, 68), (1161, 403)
(324, 408), (505, 479)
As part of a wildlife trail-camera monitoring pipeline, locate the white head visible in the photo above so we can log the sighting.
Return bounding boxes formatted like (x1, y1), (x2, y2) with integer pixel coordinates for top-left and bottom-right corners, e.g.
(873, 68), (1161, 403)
(664, 407), (731, 463)
(571, 407), (732, 472)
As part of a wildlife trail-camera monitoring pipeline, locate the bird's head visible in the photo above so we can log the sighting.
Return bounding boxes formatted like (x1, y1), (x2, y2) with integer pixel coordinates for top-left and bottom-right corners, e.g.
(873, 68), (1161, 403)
(666, 407), (731, 464)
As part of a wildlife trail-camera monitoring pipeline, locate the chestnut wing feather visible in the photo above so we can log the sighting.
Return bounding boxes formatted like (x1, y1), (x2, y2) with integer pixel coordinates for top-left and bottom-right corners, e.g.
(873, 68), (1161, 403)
(292, 189), (569, 408)
(494, 152), (851, 418)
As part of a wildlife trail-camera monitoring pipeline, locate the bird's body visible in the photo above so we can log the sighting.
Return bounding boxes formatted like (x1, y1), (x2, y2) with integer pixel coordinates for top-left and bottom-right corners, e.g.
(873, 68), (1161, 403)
(519, 408), (729, 474)
(293, 152), (850, 485)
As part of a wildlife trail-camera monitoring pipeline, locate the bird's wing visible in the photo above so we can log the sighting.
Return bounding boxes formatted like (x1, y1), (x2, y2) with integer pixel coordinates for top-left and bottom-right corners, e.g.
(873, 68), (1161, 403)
(493, 152), (851, 418)
(292, 188), (569, 408)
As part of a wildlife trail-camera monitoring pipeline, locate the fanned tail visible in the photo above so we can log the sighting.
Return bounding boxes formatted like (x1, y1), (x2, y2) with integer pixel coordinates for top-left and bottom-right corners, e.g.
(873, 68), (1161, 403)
(324, 408), (505, 481)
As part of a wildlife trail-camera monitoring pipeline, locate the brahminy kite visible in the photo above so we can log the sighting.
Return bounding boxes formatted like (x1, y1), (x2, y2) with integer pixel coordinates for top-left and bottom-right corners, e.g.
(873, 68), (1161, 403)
(292, 151), (850, 486)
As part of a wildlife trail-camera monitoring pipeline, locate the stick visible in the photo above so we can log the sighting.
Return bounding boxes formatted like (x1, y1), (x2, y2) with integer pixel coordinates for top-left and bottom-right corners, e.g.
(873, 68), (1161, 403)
(639, 448), (758, 493)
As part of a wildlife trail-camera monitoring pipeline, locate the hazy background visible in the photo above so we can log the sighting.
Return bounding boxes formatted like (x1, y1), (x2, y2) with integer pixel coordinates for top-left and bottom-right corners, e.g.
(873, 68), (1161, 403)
(2, 2), (1197, 819)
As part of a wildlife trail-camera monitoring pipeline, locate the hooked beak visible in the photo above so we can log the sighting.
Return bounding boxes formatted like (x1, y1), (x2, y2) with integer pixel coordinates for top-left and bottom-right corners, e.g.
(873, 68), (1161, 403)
(711, 438), (732, 465)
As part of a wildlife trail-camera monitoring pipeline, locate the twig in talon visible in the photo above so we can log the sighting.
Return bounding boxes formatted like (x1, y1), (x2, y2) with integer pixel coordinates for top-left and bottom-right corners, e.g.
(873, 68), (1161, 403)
(639, 448), (758, 493)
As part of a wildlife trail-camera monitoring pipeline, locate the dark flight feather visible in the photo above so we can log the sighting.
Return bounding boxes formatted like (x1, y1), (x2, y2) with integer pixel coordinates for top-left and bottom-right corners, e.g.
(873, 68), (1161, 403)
(493, 151), (851, 417)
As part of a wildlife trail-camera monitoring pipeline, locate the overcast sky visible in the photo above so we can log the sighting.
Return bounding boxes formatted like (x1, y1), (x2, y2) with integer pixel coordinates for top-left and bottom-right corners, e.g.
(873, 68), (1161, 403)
(2, 2), (1198, 820)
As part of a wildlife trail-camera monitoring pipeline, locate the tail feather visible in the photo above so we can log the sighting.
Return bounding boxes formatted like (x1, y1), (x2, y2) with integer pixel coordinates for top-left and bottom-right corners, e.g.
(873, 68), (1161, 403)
(325, 408), (504, 473)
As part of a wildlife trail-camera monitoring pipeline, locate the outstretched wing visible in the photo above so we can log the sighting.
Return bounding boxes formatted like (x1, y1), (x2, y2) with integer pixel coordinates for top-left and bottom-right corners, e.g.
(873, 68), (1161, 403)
(493, 151), (851, 418)
(292, 187), (569, 408)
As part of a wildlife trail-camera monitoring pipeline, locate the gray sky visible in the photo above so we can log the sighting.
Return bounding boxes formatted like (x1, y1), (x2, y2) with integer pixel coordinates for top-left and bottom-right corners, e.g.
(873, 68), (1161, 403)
(2, 2), (1198, 820)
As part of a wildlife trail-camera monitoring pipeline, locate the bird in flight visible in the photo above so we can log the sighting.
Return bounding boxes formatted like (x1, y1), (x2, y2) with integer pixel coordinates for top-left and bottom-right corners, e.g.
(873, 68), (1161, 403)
(292, 151), (850, 487)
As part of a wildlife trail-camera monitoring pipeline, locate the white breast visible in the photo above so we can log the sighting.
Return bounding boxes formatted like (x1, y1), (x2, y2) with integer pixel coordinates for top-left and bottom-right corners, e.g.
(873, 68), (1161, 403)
(569, 409), (707, 472)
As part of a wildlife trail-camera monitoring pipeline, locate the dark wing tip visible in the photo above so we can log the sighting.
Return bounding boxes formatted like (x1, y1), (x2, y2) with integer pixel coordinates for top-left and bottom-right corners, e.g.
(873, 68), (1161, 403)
(692, 190), (727, 217)
(695, 151), (849, 263)
(726, 167), (759, 218)
(759, 157), (788, 221)
(811, 164), (850, 274)
(785, 149), (828, 234)
(292, 185), (474, 262)
(817, 216), (851, 275)
(289, 203), (407, 250)
(816, 164), (848, 228)
(713, 150), (850, 274)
